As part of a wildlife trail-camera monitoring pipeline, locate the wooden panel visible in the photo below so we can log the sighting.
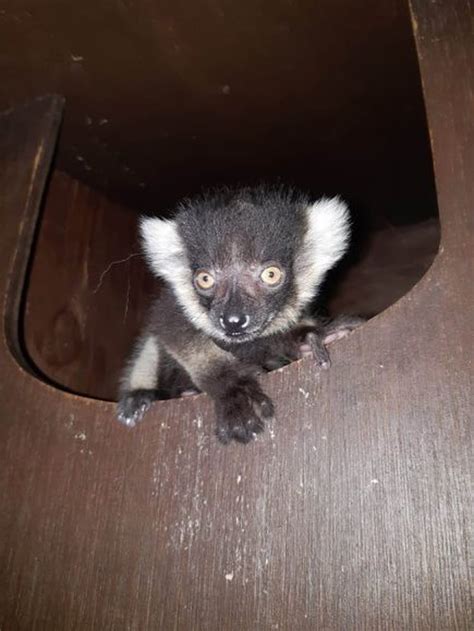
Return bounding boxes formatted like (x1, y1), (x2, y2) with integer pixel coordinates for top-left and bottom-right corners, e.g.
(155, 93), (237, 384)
(328, 218), (440, 316)
(0, 0), (437, 226)
(0, 0), (472, 626)
(1, 95), (64, 371)
(24, 170), (153, 400)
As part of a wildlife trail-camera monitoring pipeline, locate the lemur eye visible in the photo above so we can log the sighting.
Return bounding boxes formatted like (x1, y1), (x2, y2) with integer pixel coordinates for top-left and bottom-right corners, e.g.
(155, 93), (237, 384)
(260, 265), (283, 286)
(194, 270), (215, 290)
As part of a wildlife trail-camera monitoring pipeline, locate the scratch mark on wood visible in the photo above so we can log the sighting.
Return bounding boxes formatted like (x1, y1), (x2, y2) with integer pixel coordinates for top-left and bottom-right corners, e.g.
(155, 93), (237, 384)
(92, 252), (140, 294)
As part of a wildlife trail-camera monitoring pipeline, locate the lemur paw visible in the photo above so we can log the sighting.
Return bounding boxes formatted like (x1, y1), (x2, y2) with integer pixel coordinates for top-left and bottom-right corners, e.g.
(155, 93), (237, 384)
(215, 378), (274, 445)
(117, 389), (157, 427)
(180, 389), (200, 397)
(322, 315), (366, 344)
(300, 316), (366, 369)
(301, 332), (332, 369)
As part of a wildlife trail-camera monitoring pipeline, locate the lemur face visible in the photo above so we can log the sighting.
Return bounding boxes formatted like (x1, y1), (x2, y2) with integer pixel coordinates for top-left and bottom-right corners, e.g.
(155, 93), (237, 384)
(140, 188), (350, 343)
(189, 256), (293, 342)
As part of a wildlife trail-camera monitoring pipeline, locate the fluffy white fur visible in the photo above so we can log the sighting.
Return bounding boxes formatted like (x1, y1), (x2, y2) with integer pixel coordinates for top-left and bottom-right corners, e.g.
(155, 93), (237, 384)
(264, 197), (350, 336)
(295, 196), (350, 304)
(123, 334), (160, 390)
(140, 217), (223, 339)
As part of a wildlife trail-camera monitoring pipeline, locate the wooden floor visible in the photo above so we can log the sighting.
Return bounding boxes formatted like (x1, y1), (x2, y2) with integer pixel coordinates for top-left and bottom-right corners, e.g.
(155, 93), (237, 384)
(0, 2), (472, 629)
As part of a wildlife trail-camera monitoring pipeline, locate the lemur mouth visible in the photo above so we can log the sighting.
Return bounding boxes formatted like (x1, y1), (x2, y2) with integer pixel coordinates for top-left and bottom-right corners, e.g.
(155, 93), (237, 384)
(224, 335), (255, 345)
(223, 322), (267, 342)
(213, 314), (271, 343)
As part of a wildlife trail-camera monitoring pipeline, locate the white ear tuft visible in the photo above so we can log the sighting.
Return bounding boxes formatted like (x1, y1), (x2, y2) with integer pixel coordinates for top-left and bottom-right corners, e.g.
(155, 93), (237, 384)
(306, 196), (351, 270)
(139, 216), (187, 283)
(139, 216), (218, 337)
(295, 197), (351, 304)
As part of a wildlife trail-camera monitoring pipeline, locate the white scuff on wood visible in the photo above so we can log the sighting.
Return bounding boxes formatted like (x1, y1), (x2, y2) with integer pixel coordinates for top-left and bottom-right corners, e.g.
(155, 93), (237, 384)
(298, 387), (310, 399)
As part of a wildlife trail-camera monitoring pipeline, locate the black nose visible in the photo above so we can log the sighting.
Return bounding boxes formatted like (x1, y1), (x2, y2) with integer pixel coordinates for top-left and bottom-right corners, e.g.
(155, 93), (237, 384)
(219, 312), (250, 334)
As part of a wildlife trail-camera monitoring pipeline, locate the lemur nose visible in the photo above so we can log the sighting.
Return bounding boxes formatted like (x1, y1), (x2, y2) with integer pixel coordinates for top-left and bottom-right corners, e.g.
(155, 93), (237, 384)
(219, 313), (250, 334)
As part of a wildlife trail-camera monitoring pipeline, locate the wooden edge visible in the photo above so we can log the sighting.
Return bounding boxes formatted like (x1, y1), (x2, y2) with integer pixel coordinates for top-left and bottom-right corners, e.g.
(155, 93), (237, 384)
(409, 0), (473, 254)
(1, 95), (64, 371)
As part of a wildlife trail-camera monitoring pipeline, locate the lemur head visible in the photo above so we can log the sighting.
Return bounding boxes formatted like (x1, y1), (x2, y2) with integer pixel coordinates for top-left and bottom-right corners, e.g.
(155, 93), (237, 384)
(140, 187), (350, 343)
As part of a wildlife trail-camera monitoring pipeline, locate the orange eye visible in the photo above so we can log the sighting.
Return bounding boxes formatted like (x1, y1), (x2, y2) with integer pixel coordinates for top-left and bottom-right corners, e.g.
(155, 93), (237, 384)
(260, 265), (283, 286)
(194, 270), (215, 290)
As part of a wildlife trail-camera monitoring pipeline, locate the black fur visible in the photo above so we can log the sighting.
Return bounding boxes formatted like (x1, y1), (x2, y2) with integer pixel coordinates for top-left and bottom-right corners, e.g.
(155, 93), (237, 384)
(117, 186), (362, 443)
(175, 186), (308, 340)
(117, 389), (157, 428)
(176, 186), (308, 267)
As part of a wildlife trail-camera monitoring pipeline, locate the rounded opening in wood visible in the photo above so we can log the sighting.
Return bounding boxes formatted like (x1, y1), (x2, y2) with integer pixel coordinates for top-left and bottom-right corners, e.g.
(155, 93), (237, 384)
(21, 3), (439, 400)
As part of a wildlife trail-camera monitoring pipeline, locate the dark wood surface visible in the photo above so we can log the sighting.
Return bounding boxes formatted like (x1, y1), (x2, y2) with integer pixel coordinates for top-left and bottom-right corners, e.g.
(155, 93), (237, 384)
(0, 2), (472, 630)
(24, 170), (153, 400)
(0, 0), (437, 226)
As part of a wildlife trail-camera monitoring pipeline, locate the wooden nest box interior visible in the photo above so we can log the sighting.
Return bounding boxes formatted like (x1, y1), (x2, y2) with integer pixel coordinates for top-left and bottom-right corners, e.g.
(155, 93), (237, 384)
(0, 1), (471, 629)
(3, 0), (441, 399)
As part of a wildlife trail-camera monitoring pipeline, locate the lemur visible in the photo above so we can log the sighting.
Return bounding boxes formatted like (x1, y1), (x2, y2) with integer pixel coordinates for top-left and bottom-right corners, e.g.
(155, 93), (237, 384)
(117, 186), (363, 444)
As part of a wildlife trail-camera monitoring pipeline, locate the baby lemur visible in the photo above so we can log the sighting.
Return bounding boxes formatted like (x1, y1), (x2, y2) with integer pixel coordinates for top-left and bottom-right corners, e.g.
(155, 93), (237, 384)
(117, 186), (362, 444)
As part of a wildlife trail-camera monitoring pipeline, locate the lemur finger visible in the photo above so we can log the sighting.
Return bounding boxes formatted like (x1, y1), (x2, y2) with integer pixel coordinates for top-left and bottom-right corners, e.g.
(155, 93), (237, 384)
(116, 389), (157, 427)
(214, 381), (269, 444)
(322, 315), (366, 344)
(305, 332), (331, 369)
(251, 392), (275, 419)
(216, 414), (264, 444)
(180, 389), (199, 397)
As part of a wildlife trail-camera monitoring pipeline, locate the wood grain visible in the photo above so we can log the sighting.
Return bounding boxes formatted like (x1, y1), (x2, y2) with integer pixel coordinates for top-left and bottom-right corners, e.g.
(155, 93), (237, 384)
(0, 0), (472, 627)
(23, 170), (153, 400)
(0, 0), (437, 225)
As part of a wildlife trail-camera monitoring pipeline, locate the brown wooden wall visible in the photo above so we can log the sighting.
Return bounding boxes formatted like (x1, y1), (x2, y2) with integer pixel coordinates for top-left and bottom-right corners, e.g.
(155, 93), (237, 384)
(24, 171), (153, 400)
(0, 2), (472, 630)
(0, 0), (437, 225)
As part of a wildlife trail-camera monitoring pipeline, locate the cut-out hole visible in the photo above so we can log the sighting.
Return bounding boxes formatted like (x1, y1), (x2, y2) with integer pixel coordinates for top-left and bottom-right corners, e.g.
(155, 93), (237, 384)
(21, 4), (439, 401)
